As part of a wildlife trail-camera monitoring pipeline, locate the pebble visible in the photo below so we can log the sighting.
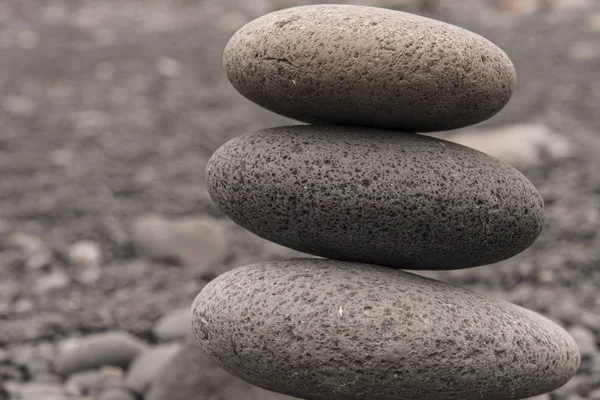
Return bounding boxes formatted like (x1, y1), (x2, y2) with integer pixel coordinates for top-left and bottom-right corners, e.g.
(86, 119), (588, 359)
(1, 95), (37, 117)
(68, 240), (102, 268)
(442, 123), (573, 169)
(34, 270), (71, 294)
(56, 331), (148, 377)
(524, 395), (551, 400)
(568, 325), (597, 359)
(156, 57), (182, 78)
(8, 232), (52, 270)
(207, 126), (544, 269)
(152, 309), (192, 342)
(5, 382), (68, 400)
(98, 386), (138, 400)
(64, 370), (103, 396)
(224, 5), (515, 132)
(125, 343), (181, 393)
(147, 337), (297, 400)
(131, 214), (227, 273)
(192, 259), (580, 400)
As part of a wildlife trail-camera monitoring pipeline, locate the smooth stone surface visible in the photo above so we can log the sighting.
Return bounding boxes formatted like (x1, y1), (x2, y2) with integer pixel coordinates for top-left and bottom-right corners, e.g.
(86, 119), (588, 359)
(224, 5), (516, 132)
(207, 126), (544, 269)
(56, 331), (148, 377)
(131, 214), (227, 273)
(192, 259), (580, 400)
(98, 387), (137, 400)
(152, 308), (191, 342)
(146, 336), (298, 400)
(125, 343), (181, 393)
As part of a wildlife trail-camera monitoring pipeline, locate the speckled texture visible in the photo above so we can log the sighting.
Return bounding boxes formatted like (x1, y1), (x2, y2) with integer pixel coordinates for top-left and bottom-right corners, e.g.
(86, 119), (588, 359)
(192, 259), (580, 400)
(224, 5), (516, 132)
(206, 125), (544, 270)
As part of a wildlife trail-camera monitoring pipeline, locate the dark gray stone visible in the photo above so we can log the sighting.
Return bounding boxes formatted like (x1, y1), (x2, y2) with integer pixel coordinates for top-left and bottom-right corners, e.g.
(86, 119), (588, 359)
(207, 126), (544, 270)
(192, 259), (580, 400)
(224, 5), (516, 132)
(146, 336), (297, 400)
(56, 331), (148, 377)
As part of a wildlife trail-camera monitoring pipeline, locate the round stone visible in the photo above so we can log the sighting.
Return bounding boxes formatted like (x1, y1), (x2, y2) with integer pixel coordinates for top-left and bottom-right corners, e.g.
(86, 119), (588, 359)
(206, 125), (544, 270)
(192, 259), (580, 400)
(224, 5), (516, 132)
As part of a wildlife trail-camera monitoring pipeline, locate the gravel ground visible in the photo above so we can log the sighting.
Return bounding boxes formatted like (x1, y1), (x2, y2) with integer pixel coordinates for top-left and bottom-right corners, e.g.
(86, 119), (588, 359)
(0, 0), (599, 399)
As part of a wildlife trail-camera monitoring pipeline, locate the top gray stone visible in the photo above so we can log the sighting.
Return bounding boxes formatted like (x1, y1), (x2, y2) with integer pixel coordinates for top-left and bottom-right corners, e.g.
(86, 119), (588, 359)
(224, 5), (516, 132)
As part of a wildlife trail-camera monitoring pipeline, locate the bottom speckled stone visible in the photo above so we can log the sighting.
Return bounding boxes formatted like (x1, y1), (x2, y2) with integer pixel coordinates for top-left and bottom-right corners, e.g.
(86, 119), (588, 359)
(192, 259), (580, 400)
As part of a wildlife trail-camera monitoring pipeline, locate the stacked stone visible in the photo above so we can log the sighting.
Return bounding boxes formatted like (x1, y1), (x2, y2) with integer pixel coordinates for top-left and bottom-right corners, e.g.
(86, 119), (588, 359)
(192, 5), (580, 400)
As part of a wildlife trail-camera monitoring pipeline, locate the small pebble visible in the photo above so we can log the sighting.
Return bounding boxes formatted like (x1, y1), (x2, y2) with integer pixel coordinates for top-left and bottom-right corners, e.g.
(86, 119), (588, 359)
(8, 232), (52, 270)
(6, 382), (67, 400)
(156, 57), (182, 78)
(568, 325), (597, 359)
(35, 270), (71, 294)
(98, 386), (138, 400)
(125, 343), (181, 393)
(443, 123), (573, 169)
(64, 370), (103, 396)
(68, 240), (102, 268)
(56, 331), (148, 377)
(588, 388), (600, 400)
(2, 96), (37, 117)
(131, 214), (227, 273)
(152, 309), (191, 342)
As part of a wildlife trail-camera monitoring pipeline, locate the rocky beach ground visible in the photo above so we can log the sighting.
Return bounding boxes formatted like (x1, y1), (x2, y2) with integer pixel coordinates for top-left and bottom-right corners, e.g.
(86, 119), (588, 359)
(0, 0), (599, 399)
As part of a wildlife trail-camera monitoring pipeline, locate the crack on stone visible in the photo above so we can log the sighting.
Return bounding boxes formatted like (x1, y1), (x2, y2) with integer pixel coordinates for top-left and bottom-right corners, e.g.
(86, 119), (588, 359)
(274, 16), (301, 28)
(260, 57), (298, 68)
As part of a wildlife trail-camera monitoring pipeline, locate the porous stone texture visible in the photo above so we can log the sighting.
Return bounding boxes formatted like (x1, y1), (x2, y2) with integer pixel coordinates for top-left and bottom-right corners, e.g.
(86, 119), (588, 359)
(206, 125), (544, 270)
(224, 5), (516, 132)
(146, 336), (298, 400)
(192, 259), (580, 400)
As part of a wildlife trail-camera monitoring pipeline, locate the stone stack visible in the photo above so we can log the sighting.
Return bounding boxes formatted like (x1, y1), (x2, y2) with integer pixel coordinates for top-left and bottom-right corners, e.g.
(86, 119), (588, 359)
(192, 5), (579, 400)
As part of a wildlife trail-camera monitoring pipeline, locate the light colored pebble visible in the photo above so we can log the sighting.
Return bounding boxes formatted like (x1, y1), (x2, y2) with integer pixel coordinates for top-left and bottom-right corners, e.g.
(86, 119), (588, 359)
(2, 96), (37, 117)
(16, 30), (39, 50)
(8, 232), (52, 270)
(68, 240), (102, 268)
(98, 387), (137, 400)
(568, 325), (597, 358)
(126, 343), (181, 393)
(35, 270), (71, 294)
(442, 123), (572, 169)
(131, 214), (227, 273)
(152, 308), (191, 342)
(156, 57), (182, 78)
(57, 331), (148, 377)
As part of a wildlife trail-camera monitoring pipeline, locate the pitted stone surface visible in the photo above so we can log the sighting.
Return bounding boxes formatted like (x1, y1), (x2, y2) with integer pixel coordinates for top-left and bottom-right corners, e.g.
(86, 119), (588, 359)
(206, 125), (544, 270)
(224, 5), (516, 132)
(192, 259), (580, 400)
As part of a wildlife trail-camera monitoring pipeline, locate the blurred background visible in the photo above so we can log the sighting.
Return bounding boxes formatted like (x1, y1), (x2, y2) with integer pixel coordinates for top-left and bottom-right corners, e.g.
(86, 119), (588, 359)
(0, 0), (598, 399)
